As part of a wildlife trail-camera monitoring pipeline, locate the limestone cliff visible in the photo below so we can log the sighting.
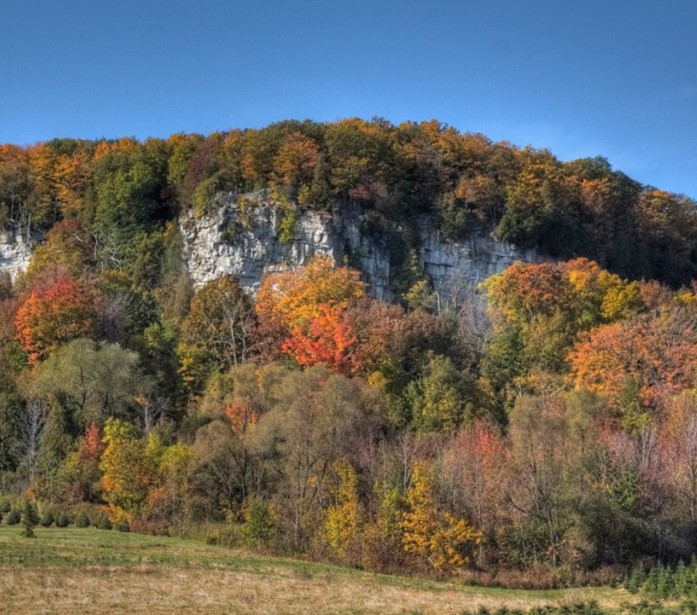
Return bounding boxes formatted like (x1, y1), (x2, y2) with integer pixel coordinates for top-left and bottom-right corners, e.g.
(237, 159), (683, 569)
(0, 192), (541, 300)
(0, 229), (35, 281)
(181, 192), (541, 303)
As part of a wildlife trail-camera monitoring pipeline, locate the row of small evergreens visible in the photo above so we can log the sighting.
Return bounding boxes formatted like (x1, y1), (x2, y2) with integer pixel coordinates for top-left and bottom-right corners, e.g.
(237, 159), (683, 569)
(464, 600), (697, 615)
(0, 497), (121, 532)
(625, 559), (697, 599)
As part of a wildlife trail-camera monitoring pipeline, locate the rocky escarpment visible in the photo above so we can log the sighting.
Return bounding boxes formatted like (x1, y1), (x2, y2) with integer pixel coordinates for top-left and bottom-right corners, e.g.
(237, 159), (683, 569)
(0, 229), (35, 281)
(181, 192), (541, 303)
(0, 194), (542, 302)
(181, 193), (392, 300)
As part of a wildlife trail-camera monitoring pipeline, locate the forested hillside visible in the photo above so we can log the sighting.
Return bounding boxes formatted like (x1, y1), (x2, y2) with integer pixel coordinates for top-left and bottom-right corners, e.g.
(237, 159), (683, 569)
(1, 118), (697, 583)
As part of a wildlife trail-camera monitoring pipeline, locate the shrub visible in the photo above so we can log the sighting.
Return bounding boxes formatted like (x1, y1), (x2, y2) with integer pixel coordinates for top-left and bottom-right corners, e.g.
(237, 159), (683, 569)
(6, 508), (20, 525)
(115, 519), (130, 532)
(21, 501), (40, 538)
(75, 510), (91, 528)
(96, 514), (112, 530)
(0, 498), (11, 513)
(55, 512), (70, 528)
(40, 510), (55, 527)
(242, 498), (274, 546)
(130, 517), (169, 536)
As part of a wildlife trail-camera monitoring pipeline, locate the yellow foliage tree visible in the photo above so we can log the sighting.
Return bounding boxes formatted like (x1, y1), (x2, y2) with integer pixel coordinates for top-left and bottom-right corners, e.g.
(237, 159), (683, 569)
(99, 418), (152, 524)
(256, 255), (365, 330)
(403, 462), (482, 573)
(325, 459), (362, 561)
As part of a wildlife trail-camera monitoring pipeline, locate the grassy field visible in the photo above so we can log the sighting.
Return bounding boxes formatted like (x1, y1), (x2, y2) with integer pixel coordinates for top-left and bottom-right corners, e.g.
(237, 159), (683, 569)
(0, 526), (630, 615)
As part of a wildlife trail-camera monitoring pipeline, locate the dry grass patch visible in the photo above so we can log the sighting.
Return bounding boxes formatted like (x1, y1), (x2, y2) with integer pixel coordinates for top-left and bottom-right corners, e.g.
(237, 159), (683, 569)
(0, 566), (630, 615)
(0, 527), (630, 614)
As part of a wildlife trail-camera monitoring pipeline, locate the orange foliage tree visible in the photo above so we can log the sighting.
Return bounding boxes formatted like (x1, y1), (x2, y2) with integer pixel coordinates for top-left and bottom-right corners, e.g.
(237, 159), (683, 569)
(272, 131), (320, 196)
(256, 255), (365, 329)
(569, 303), (697, 412)
(225, 400), (259, 434)
(483, 258), (643, 328)
(15, 274), (96, 364)
(281, 303), (359, 375)
(255, 255), (365, 370)
(481, 258), (646, 387)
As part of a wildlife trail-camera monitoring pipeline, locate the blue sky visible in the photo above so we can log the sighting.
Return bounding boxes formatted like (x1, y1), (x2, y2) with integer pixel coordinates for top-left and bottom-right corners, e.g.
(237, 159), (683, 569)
(2, 0), (696, 197)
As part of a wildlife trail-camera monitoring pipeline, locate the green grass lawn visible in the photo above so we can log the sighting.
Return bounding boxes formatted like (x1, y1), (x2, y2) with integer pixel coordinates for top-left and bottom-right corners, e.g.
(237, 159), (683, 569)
(0, 525), (630, 614)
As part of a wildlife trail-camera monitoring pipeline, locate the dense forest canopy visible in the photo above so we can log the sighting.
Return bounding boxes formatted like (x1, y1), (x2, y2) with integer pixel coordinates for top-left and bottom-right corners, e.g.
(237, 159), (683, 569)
(1, 118), (697, 584)
(1, 118), (696, 286)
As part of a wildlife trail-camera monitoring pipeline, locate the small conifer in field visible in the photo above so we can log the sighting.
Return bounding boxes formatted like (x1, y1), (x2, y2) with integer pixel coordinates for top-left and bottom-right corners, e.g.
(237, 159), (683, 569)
(75, 510), (91, 528)
(21, 501), (40, 538)
(7, 508), (21, 525)
(55, 512), (70, 528)
(40, 509), (54, 527)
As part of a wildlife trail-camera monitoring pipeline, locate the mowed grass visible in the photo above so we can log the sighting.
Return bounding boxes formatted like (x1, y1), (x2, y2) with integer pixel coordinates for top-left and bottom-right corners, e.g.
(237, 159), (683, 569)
(0, 526), (629, 615)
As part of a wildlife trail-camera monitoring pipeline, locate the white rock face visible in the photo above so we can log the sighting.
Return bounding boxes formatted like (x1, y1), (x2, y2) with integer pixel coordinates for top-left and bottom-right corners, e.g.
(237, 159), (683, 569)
(182, 192), (541, 303)
(0, 194), (541, 301)
(0, 229), (34, 281)
(181, 193), (392, 299)
(417, 219), (541, 306)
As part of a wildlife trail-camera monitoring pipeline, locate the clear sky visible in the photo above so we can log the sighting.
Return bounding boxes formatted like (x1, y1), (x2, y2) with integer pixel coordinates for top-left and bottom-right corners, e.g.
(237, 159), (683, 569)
(2, 0), (696, 198)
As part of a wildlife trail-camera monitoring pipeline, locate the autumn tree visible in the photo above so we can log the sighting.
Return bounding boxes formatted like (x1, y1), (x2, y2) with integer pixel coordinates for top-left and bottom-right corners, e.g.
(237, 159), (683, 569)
(256, 255), (364, 329)
(15, 274), (96, 364)
(360, 484), (406, 572)
(570, 303), (697, 414)
(496, 148), (577, 254)
(504, 393), (587, 567)
(566, 156), (642, 277)
(325, 459), (363, 563)
(186, 363), (287, 517)
(24, 219), (95, 282)
(53, 144), (92, 219)
(435, 421), (506, 561)
(282, 303), (359, 375)
(100, 418), (153, 524)
(659, 392), (697, 524)
(137, 436), (192, 532)
(187, 418), (252, 517)
(481, 259), (646, 407)
(324, 118), (397, 209)
(178, 275), (254, 395)
(25, 143), (60, 231)
(254, 255), (365, 365)
(272, 131), (321, 198)
(402, 461), (482, 573)
(58, 423), (104, 503)
(254, 367), (384, 550)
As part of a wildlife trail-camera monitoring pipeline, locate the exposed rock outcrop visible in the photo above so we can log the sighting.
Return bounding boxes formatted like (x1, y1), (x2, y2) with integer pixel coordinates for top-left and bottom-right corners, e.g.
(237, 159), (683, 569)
(0, 193), (542, 301)
(181, 193), (541, 303)
(0, 229), (34, 281)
